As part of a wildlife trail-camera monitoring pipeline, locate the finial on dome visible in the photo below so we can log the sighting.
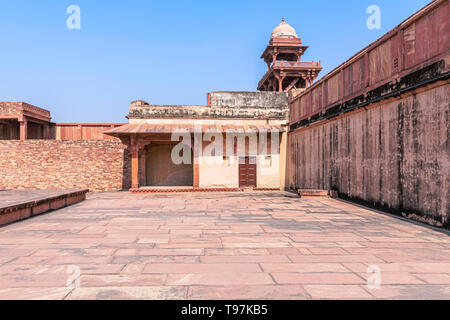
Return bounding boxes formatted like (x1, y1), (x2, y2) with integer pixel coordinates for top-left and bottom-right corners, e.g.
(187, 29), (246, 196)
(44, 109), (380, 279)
(271, 18), (298, 39)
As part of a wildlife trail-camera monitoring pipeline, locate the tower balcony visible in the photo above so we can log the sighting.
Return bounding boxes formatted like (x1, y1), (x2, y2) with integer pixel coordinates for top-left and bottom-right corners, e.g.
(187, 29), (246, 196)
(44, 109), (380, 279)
(273, 60), (321, 68)
(257, 60), (323, 92)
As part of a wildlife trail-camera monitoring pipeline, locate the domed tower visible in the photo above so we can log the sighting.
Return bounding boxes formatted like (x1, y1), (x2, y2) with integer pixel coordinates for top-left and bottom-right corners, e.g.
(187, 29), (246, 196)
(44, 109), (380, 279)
(258, 19), (322, 92)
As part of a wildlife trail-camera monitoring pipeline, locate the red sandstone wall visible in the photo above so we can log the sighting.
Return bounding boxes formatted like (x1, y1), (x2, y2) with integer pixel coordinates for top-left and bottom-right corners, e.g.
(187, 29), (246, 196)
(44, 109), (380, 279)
(0, 140), (131, 192)
(287, 83), (449, 227)
(287, 0), (450, 228)
(52, 124), (125, 140)
(290, 0), (449, 124)
(0, 102), (22, 117)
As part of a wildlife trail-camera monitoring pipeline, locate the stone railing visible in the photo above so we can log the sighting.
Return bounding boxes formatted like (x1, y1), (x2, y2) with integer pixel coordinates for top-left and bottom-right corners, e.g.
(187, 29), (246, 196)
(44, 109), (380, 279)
(274, 60), (321, 68)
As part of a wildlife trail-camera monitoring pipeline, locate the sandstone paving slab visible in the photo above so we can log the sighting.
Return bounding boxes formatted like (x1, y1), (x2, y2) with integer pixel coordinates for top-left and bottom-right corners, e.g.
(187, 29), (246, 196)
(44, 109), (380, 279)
(0, 287), (72, 300)
(166, 272), (275, 286)
(366, 285), (450, 300)
(187, 285), (309, 300)
(303, 285), (374, 299)
(413, 274), (450, 284)
(0, 191), (448, 299)
(66, 286), (187, 300)
(272, 272), (365, 285)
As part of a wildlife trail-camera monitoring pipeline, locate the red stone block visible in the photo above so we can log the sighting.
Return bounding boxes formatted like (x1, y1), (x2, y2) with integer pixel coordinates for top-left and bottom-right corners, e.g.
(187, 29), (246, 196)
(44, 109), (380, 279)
(272, 273), (365, 285)
(49, 198), (66, 210)
(166, 272), (274, 286)
(143, 263), (261, 274)
(32, 202), (50, 216)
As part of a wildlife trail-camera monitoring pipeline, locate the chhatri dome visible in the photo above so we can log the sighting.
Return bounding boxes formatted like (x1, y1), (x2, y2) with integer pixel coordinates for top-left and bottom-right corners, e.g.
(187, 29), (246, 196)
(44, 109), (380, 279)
(270, 18), (298, 39)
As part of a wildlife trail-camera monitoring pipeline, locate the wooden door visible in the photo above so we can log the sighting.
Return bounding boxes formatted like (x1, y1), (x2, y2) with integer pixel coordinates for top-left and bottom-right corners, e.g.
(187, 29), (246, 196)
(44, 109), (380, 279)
(239, 156), (257, 188)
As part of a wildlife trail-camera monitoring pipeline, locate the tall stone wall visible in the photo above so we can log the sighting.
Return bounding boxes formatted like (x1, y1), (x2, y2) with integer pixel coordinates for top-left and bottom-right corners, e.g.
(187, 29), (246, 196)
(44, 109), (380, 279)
(0, 140), (131, 192)
(287, 0), (449, 228)
(287, 83), (449, 227)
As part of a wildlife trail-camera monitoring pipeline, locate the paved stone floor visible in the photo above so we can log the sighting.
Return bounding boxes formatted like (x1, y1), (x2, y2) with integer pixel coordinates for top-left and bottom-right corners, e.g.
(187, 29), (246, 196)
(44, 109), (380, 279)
(0, 191), (448, 300)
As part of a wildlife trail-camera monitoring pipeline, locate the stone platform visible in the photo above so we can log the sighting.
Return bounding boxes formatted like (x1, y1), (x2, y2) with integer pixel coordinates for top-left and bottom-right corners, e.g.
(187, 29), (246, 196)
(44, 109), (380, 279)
(130, 187), (279, 193)
(0, 189), (88, 227)
(0, 191), (449, 300)
(298, 189), (338, 198)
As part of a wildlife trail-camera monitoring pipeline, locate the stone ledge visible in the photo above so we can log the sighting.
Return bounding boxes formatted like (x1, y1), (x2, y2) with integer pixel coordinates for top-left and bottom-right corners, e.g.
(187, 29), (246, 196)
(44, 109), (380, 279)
(130, 187), (281, 193)
(0, 189), (89, 227)
(130, 187), (241, 193)
(298, 189), (338, 198)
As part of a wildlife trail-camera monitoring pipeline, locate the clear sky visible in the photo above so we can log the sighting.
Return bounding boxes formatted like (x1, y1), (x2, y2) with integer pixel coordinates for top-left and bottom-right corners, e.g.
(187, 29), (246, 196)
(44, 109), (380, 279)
(0, 0), (431, 122)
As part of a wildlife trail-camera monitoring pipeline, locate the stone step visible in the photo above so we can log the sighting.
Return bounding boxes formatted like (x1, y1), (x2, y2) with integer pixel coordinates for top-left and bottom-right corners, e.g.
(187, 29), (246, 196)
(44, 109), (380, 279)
(0, 189), (89, 227)
(298, 189), (338, 198)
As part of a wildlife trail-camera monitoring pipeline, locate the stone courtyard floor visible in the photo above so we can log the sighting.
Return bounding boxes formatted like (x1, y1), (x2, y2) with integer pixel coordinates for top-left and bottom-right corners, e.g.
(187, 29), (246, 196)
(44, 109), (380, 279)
(0, 191), (448, 300)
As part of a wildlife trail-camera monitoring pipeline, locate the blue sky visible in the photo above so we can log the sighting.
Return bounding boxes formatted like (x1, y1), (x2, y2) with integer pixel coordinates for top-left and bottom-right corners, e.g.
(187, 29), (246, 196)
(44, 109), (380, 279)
(0, 0), (431, 122)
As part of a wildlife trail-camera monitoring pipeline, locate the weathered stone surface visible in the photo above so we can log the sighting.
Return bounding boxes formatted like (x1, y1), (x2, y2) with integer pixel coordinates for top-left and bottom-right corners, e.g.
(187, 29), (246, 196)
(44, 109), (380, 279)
(0, 191), (449, 300)
(210, 91), (288, 108)
(128, 91), (289, 119)
(0, 102), (51, 119)
(286, 0), (449, 229)
(288, 83), (449, 228)
(0, 140), (131, 192)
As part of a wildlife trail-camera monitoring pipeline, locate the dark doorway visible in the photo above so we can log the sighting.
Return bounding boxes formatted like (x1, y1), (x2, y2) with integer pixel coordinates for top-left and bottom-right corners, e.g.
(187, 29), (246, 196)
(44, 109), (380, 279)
(146, 142), (193, 187)
(0, 120), (20, 140)
(239, 156), (257, 188)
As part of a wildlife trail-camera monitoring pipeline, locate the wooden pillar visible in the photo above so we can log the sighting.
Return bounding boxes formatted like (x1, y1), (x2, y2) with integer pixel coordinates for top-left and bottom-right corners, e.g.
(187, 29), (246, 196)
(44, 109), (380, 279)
(131, 136), (139, 189)
(9, 124), (15, 140)
(139, 147), (147, 187)
(277, 75), (285, 92)
(78, 124), (83, 140)
(279, 131), (287, 191)
(131, 149), (139, 189)
(19, 118), (28, 140)
(193, 133), (201, 188)
(305, 75), (311, 88)
(193, 165), (199, 188)
(364, 52), (370, 88)
(44, 124), (50, 139)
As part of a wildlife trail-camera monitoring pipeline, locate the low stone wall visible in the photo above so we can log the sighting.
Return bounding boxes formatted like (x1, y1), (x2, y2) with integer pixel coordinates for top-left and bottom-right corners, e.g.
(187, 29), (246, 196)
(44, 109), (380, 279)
(0, 140), (131, 192)
(0, 189), (89, 226)
(287, 83), (449, 228)
(52, 123), (126, 140)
